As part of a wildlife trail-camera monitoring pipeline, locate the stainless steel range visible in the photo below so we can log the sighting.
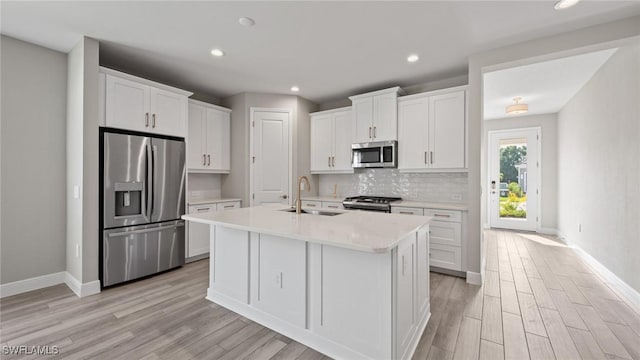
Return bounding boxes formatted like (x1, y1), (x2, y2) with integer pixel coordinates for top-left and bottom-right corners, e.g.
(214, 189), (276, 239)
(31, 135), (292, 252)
(342, 196), (402, 213)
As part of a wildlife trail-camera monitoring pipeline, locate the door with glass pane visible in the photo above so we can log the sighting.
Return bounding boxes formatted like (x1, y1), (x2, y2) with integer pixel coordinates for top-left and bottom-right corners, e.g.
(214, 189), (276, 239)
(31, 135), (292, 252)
(488, 128), (540, 231)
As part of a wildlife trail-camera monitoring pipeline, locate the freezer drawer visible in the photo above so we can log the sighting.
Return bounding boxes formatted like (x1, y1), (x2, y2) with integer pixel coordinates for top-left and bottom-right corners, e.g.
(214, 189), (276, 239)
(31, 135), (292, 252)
(102, 220), (185, 287)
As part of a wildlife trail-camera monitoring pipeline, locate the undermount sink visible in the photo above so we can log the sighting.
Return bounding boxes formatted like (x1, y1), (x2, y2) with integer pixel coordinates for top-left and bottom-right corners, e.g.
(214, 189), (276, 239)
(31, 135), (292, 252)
(280, 208), (343, 216)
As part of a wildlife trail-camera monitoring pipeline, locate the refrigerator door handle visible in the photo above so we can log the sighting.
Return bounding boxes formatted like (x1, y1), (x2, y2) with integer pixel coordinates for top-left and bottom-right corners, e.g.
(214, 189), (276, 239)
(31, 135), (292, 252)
(146, 142), (153, 221)
(150, 144), (156, 220)
(107, 222), (185, 238)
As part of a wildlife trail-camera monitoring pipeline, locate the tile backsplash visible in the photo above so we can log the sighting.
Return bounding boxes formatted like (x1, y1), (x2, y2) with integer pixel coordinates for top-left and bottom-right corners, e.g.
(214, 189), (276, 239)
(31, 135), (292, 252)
(318, 169), (468, 203)
(188, 173), (222, 201)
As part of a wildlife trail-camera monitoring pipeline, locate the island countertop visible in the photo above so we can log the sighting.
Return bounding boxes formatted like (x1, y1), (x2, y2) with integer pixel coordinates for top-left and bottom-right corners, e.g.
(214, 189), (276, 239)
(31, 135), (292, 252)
(182, 205), (431, 253)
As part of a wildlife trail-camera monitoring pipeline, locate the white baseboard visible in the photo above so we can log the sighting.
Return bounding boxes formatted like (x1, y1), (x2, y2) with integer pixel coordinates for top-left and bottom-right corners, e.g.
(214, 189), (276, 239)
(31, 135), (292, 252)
(569, 243), (640, 316)
(538, 227), (559, 235)
(466, 271), (482, 285)
(64, 273), (101, 298)
(0, 271), (101, 299)
(0, 272), (66, 298)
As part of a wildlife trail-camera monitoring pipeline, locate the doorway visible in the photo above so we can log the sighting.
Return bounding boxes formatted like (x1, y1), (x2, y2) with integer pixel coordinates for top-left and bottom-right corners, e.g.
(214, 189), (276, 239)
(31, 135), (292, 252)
(250, 108), (292, 206)
(488, 128), (540, 231)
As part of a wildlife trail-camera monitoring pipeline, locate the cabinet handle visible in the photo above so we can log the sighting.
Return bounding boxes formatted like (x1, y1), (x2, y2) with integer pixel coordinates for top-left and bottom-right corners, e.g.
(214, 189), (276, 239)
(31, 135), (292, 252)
(373, 126), (376, 138)
(223, 205), (235, 209)
(207, 154), (211, 166)
(369, 127), (372, 139)
(327, 205), (339, 209)
(145, 113), (149, 127)
(434, 214), (451, 218)
(197, 207), (212, 212)
(307, 203), (317, 207)
(402, 255), (406, 275)
(203, 154), (206, 165)
(152, 114), (156, 128)
(424, 151), (427, 164)
(430, 151), (434, 164)
(328, 156), (331, 167)
(399, 211), (414, 215)
(331, 156), (335, 167)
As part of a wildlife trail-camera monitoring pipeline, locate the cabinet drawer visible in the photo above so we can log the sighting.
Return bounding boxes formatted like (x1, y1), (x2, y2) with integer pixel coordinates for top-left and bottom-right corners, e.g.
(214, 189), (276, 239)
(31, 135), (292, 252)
(217, 201), (241, 211)
(301, 200), (321, 208)
(430, 243), (462, 271)
(391, 207), (424, 216)
(429, 220), (462, 246)
(189, 204), (216, 214)
(322, 201), (344, 210)
(423, 209), (461, 222)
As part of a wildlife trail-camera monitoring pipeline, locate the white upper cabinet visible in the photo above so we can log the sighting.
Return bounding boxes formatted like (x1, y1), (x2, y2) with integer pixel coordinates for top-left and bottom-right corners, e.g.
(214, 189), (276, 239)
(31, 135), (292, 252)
(310, 107), (353, 174)
(188, 100), (231, 173)
(398, 87), (467, 171)
(350, 87), (401, 143)
(104, 69), (191, 137)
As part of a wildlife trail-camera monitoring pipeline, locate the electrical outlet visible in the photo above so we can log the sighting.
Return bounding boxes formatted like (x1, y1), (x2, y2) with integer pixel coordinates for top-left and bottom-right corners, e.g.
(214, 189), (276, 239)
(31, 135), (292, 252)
(73, 185), (80, 199)
(75, 244), (80, 257)
(579, 224), (582, 232)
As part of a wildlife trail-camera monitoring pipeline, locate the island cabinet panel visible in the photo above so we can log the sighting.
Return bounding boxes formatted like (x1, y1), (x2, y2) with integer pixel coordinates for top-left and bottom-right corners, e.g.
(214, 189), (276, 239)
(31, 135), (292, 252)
(211, 226), (250, 303)
(416, 227), (430, 324)
(251, 234), (307, 328)
(396, 234), (416, 360)
(309, 244), (393, 359)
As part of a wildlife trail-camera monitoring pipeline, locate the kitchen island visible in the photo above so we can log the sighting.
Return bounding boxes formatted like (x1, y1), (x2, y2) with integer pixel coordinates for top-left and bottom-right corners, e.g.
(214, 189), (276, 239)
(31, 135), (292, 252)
(182, 205), (432, 360)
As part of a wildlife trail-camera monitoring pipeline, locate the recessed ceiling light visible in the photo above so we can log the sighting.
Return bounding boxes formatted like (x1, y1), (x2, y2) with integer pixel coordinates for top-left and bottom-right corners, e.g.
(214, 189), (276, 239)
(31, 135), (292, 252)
(407, 54), (419, 63)
(238, 17), (255, 26)
(554, 0), (580, 10)
(210, 48), (225, 57)
(291, 86), (300, 92)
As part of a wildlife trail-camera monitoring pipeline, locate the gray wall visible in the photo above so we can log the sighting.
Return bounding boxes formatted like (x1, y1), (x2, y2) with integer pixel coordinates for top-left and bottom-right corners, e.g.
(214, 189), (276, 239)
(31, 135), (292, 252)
(66, 37), (100, 283)
(484, 113), (558, 231)
(558, 44), (640, 292)
(1, 36), (67, 283)
(471, 15), (640, 277)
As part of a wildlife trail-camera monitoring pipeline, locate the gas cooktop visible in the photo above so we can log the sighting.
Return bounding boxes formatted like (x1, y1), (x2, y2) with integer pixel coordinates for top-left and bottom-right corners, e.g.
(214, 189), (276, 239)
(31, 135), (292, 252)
(342, 196), (402, 212)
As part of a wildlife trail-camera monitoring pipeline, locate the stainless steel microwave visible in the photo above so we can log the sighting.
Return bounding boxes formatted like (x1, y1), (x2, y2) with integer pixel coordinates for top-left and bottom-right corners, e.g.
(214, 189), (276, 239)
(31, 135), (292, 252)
(352, 140), (398, 168)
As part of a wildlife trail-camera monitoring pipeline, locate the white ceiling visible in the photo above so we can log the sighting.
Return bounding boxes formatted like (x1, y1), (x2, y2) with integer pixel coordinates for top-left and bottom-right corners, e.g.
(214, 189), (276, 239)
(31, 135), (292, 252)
(483, 48), (617, 120)
(2, 1), (640, 104)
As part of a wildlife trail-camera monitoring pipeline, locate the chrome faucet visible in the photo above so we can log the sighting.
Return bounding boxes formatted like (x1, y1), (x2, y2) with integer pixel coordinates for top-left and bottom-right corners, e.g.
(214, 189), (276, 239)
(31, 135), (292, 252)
(296, 176), (311, 214)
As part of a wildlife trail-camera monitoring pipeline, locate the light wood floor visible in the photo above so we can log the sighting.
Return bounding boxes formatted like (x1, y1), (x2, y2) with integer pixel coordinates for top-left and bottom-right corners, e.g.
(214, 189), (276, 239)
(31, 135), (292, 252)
(1, 229), (639, 359)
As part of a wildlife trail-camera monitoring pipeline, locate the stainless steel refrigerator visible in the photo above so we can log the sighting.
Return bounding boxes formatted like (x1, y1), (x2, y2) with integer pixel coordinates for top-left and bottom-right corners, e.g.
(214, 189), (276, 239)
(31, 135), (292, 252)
(100, 130), (186, 287)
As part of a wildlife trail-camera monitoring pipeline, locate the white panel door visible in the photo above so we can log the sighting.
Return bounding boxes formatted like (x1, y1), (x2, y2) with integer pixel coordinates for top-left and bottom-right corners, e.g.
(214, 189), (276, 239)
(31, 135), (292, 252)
(332, 110), (354, 171)
(187, 103), (206, 170)
(310, 114), (333, 172)
(150, 87), (187, 137)
(206, 108), (230, 171)
(105, 75), (149, 133)
(352, 97), (373, 143)
(398, 97), (429, 170)
(488, 128), (540, 231)
(372, 92), (397, 141)
(429, 91), (465, 169)
(252, 110), (290, 206)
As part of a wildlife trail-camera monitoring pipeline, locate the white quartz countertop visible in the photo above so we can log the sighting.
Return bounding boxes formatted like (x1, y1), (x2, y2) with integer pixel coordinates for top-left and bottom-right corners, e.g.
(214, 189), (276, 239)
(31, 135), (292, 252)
(188, 198), (242, 206)
(182, 205), (431, 253)
(391, 201), (469, 211)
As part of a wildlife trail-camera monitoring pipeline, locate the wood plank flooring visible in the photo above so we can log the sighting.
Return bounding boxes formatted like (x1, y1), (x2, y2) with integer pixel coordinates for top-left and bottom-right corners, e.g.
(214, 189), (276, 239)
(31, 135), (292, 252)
(1, 229), (639, 359)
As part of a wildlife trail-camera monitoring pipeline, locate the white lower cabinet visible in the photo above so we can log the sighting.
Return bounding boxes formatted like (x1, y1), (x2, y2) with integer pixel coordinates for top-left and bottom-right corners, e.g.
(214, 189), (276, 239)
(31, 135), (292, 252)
(393, 206), (464, 273)
(206, 227), (429, 360)
(187, 201), (241, 259)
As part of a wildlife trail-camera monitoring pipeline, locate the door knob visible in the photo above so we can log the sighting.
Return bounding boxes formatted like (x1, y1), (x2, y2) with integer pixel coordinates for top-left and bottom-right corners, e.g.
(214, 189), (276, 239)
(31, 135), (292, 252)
(280, 194), (288, 199)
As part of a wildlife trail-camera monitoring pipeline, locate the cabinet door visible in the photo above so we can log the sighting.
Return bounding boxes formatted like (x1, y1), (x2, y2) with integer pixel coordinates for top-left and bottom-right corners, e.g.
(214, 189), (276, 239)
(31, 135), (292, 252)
(150, 87), (187, 137)
(352, 97), (373, 143)
(372, 92), (397, 141)
(429, 220), (462, 246)
(310, 114), (334, 172)
(187, 205), (215, 257)
(430, 243), (462, 271)
(398, 97), (429, 170)
(187, 103), (206, 170)
(206, 108), (231, 171)
(105, 75), (150, 133)
(396, 235), (415, 359)
(332, 110), (353, 171)
(429, 90), (465, 169)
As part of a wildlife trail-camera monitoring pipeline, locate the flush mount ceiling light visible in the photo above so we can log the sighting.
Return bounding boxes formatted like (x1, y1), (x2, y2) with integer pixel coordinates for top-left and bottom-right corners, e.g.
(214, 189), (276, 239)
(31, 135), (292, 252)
(506, 97), (529, 115)
(407, 54), (419, 63)
(554, 0), (580, 10)
(238, 17), (255, 26)
(210, 48), (225, 57)
(291, 86), (300, 92)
